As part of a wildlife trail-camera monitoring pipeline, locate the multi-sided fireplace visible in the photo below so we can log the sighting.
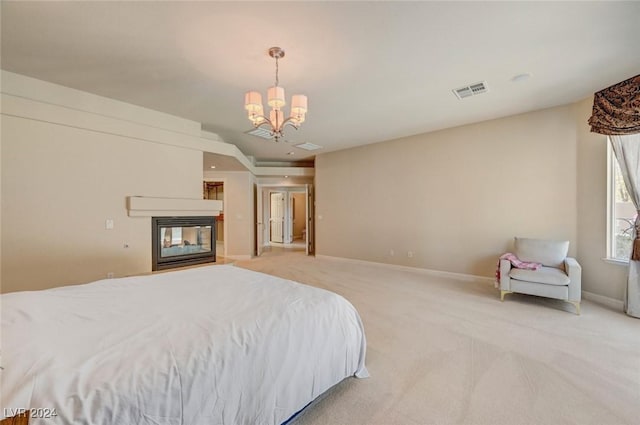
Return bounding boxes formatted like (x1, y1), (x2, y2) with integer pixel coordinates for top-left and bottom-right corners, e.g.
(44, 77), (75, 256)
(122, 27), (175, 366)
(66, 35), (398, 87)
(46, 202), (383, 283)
(152, 216), (216, 271)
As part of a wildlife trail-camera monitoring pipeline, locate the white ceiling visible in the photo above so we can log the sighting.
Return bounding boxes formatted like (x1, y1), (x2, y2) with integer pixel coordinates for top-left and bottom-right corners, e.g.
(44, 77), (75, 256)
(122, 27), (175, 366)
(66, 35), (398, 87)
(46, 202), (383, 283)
(2, 1), (639, 165)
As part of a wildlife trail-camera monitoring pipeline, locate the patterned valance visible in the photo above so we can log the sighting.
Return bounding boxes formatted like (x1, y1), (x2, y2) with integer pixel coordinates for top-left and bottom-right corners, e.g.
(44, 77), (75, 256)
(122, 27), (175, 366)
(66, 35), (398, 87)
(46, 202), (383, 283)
(588, 74), (640, 135)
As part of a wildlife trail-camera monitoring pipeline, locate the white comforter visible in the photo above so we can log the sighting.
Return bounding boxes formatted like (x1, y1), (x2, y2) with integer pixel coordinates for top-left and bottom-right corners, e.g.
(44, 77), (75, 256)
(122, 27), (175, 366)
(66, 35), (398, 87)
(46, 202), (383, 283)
(1, 265), (368, 424)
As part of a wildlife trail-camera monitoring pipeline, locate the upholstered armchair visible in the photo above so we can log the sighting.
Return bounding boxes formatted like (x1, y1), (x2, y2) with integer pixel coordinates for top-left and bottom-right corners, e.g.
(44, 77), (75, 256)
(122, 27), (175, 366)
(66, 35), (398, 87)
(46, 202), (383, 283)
(499, 237), (582, 314)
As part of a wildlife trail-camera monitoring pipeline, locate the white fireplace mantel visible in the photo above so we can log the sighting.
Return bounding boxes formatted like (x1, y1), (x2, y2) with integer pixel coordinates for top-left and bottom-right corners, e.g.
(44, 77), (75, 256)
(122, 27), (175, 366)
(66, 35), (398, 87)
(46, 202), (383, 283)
(127, 196), (223, 217)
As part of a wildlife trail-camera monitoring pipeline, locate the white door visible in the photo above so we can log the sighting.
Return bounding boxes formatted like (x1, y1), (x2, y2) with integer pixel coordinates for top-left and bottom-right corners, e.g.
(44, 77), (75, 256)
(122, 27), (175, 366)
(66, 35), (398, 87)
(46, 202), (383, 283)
(270, 192), (285, 243)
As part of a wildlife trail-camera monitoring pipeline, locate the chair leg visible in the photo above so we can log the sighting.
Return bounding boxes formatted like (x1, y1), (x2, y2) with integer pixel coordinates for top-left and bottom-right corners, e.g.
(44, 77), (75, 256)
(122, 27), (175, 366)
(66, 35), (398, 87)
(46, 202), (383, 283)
(569, 301), (581, 315)
(500, 290), (512, 301)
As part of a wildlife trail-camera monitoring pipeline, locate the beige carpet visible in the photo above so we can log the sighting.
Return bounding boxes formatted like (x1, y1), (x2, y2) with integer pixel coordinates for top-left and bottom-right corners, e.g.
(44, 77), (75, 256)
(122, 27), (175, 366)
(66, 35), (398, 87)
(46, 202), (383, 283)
(234, 251), (640, 425)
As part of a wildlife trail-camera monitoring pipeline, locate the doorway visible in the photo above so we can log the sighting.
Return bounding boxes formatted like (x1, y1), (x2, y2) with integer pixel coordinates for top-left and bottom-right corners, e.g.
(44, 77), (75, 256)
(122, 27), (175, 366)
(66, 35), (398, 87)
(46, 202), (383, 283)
(203, 180), (225, 257)
(256, 184), (313, 256)
(290, 192), (306, 244)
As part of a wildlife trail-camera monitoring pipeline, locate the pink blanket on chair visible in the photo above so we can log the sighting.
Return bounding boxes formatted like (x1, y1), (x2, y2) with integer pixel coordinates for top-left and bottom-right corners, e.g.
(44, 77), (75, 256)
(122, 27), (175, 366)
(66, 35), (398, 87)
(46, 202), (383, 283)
(494, 252), (542, 288)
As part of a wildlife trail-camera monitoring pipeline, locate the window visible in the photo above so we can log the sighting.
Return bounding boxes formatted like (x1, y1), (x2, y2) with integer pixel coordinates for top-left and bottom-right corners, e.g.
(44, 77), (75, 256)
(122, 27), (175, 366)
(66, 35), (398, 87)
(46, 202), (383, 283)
(608, 142), (634, 261)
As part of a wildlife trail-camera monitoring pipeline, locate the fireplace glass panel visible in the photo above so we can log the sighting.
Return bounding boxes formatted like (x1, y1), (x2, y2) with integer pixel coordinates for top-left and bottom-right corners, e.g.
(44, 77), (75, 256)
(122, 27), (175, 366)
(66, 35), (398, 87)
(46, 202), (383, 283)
(159, 225), (212, 259)
(152, 216), (216, 271)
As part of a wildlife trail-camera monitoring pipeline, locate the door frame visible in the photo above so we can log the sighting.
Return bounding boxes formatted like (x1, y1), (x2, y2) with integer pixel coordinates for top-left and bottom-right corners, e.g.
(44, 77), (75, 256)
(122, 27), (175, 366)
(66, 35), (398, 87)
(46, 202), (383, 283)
(255, 183), (313, 256)
(287, 189), (307, 245)
(305, 184), (314, 255)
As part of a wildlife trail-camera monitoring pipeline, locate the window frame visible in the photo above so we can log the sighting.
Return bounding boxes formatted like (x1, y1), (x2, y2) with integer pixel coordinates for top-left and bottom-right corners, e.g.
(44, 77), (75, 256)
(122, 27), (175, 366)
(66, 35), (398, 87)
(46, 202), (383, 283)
(607, 141), (633, 263)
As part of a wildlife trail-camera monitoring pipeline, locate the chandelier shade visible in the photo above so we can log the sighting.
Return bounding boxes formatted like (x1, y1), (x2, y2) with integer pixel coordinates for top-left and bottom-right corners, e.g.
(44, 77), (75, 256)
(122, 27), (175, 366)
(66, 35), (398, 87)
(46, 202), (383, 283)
(290, 94), (307, 124)
(291, 94), (307, 114)
(250, 107), (265, 124)
(244, 46), (307, 142)
(244, 91), (262, 112)
(267, 86), (286, 109)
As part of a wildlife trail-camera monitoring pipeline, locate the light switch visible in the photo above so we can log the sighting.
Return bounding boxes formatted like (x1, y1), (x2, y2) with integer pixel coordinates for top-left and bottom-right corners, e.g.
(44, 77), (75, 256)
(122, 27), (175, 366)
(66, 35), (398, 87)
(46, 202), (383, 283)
(105, 219), (114, 230)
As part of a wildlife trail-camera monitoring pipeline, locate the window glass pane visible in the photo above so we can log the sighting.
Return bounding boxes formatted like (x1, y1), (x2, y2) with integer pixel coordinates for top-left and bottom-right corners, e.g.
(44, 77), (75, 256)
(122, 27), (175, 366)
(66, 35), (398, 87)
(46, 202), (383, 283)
(613, 157), (634, 260)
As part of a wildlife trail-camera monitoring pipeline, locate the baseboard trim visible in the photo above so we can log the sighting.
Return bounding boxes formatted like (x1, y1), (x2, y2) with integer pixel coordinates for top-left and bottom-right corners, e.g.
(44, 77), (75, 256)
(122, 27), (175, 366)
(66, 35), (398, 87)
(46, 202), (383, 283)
(315, 255), (494, 284)
(582, 290), (624, 311)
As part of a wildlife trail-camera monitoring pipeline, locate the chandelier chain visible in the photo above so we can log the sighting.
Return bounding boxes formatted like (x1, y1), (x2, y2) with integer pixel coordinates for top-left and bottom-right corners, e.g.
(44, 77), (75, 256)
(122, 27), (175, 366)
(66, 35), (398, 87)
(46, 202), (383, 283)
(275, 56), (279, 87)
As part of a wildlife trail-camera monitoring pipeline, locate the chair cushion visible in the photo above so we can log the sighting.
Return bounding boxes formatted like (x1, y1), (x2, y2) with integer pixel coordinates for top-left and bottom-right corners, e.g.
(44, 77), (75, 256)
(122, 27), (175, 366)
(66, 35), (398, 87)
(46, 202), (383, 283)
(509, 266), (570, 286)
(514, 237), (569, 268)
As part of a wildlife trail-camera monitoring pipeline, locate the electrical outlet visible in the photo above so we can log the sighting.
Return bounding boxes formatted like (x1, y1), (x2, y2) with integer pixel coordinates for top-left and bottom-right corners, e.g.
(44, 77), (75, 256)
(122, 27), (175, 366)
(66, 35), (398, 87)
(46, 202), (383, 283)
(105, 219), (114, 230)
(407, 251), (413, 258)
(390, 249), (395, 256)
(107, 272), (114, 279)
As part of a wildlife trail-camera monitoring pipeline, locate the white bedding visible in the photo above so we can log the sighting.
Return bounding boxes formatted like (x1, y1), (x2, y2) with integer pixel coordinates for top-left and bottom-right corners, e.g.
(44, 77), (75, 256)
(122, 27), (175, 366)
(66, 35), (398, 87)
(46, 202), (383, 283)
(1, 265), (368, 424)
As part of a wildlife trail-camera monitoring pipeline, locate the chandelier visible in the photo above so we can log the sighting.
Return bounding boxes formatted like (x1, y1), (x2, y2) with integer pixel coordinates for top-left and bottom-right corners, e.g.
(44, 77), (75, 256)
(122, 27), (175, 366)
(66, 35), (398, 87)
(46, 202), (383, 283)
(244, 47), (308, 142)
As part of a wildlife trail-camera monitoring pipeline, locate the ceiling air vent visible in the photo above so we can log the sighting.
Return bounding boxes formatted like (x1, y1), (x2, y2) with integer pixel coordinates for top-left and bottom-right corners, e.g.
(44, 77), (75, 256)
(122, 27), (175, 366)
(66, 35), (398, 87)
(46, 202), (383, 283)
(245, 127), (274, 139)
(453, 81), (488, 100)
(294, 142), (323, 151)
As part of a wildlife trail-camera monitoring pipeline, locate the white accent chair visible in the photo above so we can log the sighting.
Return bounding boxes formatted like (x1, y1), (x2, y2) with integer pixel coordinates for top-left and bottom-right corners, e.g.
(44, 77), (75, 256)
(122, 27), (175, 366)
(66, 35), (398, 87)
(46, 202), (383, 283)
(499, 237), (582, 314)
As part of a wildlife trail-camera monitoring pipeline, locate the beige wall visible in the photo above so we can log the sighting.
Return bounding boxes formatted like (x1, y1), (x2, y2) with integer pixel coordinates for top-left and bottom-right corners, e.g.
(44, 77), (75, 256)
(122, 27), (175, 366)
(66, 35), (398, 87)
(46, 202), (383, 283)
(203, 171), (255, 259)
(2, 71), (627, 302)
(0, 71), (226, 293)
(1, 115), (202, 292)
(316, 105), (578, 278)
(574, 98), (628, 301)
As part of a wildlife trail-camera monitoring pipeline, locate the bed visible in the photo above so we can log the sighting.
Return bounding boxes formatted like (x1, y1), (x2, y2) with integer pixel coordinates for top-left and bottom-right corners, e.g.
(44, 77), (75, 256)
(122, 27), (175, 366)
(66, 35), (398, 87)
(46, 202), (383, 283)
(1, 265), (368, 424)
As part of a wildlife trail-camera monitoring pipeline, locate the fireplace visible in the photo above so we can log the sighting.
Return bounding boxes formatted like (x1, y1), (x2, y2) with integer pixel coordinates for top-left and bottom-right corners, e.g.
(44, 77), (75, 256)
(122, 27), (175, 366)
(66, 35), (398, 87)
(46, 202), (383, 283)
(152, 216), (216, 271)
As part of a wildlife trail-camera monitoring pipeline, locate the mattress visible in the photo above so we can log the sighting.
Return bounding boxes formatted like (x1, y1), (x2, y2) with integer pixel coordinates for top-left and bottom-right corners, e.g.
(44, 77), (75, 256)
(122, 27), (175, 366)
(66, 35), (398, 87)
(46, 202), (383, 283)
(0, 265), (368, 424)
